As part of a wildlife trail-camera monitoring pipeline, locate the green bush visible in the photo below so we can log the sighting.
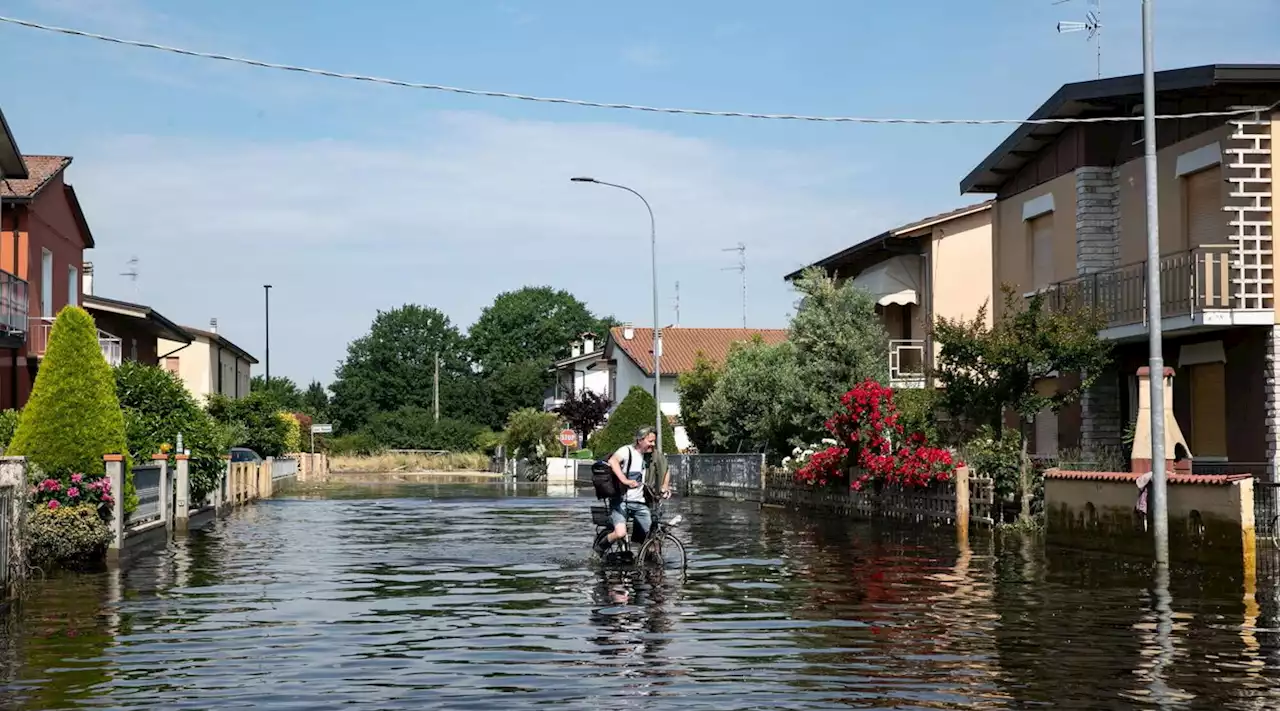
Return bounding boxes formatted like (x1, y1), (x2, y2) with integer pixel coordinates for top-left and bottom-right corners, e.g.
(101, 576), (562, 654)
(26, 504), (112, 569)
(961, 426), (1023, 502)
(893, 388), (940, 444)
(0, 408), (20, 452)
(364, 407), (486, 451)
(115, 361), (232, 503)
(588, 386), (677, 457)
(206, 392), (291, 457)
(9, 307), (132, 511)
(280, 412), (303, 453)
(504, 408), (561, 463)
(328, 433), (381, 456)
(473, 429), (503, 455)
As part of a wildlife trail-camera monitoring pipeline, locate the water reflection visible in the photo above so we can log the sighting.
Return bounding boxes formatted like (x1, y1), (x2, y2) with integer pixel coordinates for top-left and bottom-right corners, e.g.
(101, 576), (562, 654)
(0, 488), (1279, 708)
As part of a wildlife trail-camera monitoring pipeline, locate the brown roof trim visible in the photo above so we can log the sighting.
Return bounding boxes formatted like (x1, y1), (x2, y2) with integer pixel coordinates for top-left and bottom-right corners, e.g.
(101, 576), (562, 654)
(783, 200), (992, 281)
(0, 108), (27, 180)
(961, 64), (1280, 194)
(83, 294), (191, 343)
(1044, 469), (1254, 485)
(183, 326), (259, 364)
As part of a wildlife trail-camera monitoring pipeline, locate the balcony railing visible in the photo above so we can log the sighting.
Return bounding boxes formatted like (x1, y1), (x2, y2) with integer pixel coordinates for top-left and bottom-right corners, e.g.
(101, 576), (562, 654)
(1042, 244), (1270, 331)
(0, 271), (29, 337)
(29, 317), (123, 366)
(889, 339), (927, 389)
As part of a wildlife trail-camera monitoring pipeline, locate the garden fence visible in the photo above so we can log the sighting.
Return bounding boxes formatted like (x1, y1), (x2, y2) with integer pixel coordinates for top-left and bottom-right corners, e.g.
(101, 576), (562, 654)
(127, 463), (164, 527)
(272, 457), (299, 480)
(0, 485), (12, 590)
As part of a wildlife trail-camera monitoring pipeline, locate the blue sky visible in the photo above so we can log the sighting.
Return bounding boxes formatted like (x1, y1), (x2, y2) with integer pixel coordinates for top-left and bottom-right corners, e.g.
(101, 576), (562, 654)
(1, 0), (1276, 386)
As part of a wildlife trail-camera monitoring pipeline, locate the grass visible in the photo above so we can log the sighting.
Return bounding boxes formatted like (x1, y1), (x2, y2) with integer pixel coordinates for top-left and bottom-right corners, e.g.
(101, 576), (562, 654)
(329, 451), (491, 473)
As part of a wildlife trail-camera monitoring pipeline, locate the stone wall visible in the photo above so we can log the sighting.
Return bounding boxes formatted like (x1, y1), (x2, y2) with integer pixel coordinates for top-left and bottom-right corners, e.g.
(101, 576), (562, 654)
(1076, 166), (1125, 455)
(0, 457), (29, 592)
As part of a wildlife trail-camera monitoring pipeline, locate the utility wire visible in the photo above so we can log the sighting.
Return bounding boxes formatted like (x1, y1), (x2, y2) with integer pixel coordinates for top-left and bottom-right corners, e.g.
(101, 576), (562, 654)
(1, 14), (1276, 126)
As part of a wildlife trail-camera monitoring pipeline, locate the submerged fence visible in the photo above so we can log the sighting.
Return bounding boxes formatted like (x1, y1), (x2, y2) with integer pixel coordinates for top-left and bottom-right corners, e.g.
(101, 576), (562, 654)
(672, 453), (996, 528)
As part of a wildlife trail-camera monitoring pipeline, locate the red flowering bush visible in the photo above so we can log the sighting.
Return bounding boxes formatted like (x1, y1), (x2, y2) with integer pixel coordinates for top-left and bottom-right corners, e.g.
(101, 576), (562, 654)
(795, 380), (962, 491)
(29, 470), (114, 514)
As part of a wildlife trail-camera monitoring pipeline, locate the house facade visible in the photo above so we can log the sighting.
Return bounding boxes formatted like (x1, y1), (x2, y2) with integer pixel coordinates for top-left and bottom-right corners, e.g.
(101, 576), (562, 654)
(81, 290), (192, 368)
(544, 332), (610, 411)
(961, 64), (1279, 471)
(603, 326), (789, 450)
(158, 323), (257, 403)
(0, 151), (98, 409)
(786, 201), (994, 388)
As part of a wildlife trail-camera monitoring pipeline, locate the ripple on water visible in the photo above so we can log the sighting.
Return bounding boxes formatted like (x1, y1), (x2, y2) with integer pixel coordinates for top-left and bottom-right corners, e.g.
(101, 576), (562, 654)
(3, 491), (1280, 709)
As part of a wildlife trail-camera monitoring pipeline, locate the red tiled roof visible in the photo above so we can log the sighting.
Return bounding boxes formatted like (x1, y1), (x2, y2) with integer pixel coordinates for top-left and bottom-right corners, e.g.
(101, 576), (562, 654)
(0, 155), (71, 199)
(609, 326), (788, 376)
(1045, 470), (1254, 486)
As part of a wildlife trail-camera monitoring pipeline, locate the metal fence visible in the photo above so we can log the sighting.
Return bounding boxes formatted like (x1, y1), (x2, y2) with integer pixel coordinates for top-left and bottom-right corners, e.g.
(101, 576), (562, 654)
(669, 454), (766, 501)
(0, 486), (12, 589)
(128, 463), (163, 527)
(272, 457), (299, 480)
(1256, 475), (1280, 540)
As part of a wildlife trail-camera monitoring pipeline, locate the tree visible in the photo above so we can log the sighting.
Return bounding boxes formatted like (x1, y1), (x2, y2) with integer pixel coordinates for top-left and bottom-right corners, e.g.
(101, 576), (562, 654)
(467, 286), (610, 374)
(701, 338), (805, 459)
(480, 360), (549, 430)
(555, 391), (611, 444)
(302, 380), (330, 423)
(932, 286), (1111, 521)
(9, 306), (130, 508)
(251, 375), (304, 411)
(503, 408), (562, 477)
(789, 267), (890, 438)
(364, 407), (486, 451)
(328, 305), (475, 433)
(675, 353), (721, 453)
(588, 386), (678, 457)
(206, 392), (292, 458)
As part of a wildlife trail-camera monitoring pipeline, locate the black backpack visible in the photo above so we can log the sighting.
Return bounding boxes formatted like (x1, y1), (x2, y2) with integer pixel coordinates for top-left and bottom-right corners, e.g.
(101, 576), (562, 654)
(590, 449), (632, 500)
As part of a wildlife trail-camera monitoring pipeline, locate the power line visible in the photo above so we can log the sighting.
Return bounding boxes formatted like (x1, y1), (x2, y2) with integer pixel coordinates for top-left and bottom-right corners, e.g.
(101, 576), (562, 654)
(0, 14), (1274, 126)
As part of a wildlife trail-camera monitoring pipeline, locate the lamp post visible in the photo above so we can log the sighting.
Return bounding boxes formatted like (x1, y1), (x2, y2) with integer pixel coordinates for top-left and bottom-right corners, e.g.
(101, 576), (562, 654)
(570, 177), (662, 456)
(263, 284), (272, 387)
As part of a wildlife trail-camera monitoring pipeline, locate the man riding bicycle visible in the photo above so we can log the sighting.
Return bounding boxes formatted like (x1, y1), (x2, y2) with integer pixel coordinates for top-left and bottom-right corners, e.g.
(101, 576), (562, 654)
(593, 427), (671, 556)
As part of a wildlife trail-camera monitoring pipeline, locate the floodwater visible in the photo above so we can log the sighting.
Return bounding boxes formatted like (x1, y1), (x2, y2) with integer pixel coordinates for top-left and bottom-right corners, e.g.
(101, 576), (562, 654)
(2, 484), (1280, 710)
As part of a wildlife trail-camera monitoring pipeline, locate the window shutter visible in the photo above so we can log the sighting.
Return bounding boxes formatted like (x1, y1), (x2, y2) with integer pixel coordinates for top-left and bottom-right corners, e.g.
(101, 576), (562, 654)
(1034, 408), (1059, 457)
(1184, 165), (1225, 248)
(1031, 213), (1055, 289)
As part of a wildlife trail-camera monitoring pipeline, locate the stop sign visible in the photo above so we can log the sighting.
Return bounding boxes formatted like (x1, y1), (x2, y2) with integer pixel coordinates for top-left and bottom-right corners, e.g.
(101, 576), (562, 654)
(558, 429), (578, 447)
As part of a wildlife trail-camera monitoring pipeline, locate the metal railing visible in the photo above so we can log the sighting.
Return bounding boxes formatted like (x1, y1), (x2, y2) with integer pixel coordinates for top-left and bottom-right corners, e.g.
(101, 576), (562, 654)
(1043, 244), (1266, 329)
(271, 457), (299, 480)
(0, 486), (12, 589)
(0, 272), (28, 337)
(889, 339), (927, 389)
(1256, 475), (1280, 540)
(28, 317), (123, 365)
(127, 463), (163, 527)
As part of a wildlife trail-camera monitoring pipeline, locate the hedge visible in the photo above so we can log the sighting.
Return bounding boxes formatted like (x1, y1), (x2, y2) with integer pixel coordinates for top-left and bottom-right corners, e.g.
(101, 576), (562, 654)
(588, 386), (677, 458)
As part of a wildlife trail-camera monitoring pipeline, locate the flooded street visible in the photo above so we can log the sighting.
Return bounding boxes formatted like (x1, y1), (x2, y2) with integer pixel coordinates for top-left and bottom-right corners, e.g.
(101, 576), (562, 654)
(3, 485), (1280, 709)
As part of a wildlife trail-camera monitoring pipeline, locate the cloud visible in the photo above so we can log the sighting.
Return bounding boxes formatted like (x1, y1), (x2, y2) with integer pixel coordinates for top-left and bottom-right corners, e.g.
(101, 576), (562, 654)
(620, 43), (671, 69)
(65, 113), (884, 385)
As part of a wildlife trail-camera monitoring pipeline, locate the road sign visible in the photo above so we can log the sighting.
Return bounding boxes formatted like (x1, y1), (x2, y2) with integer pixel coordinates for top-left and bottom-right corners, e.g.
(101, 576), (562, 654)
(311, 424), (334, 434)
(558, 429), (577, 447)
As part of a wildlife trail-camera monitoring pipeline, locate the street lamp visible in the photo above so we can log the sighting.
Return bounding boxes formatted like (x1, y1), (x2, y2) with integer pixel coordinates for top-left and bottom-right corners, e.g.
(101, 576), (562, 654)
(263, 284), (272, 386)
(570, 177), (663, 457)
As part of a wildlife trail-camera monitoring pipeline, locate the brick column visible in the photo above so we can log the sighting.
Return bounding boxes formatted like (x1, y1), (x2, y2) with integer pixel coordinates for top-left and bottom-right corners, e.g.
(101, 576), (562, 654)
(1076, 167), (1124, 457)
(104, 454), (124, 562)
(174, 454), (190, 532)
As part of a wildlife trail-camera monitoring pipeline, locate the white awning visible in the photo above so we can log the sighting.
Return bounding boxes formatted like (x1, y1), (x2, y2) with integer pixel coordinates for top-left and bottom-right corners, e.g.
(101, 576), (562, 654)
(850, 254), (921, 306)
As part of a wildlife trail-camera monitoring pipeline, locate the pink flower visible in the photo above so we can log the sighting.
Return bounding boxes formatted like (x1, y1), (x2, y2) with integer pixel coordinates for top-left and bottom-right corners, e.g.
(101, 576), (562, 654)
(67, 487), (80, 498)
(47, 500), (59, 510)
(70, 473), (83, 484)
(102, 494), (113, 504)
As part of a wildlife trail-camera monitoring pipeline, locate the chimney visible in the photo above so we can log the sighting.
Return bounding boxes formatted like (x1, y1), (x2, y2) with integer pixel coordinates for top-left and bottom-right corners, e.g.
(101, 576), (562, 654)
(570, 340), (582, 358)
(209, 317), (218, 334)
(622, 325), (635, 340)
(581, 333), (595, 353)
(82, 262), (94, 296)
(1130, 366), (1192, 474)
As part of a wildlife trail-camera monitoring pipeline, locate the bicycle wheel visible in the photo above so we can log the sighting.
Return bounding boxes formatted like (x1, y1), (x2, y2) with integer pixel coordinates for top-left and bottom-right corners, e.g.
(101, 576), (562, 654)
(638, 532), (687, 570)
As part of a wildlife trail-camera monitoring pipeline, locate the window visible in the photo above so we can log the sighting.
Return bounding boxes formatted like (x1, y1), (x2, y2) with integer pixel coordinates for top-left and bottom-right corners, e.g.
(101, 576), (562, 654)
(1029, 212), (1056, 290)
(1183, 165), (1226, 249)
(67, 264), (78, 307)
(40, 249), (52, 317)
(1033, 408), (1059, 457)
(164, 356), (180, 374)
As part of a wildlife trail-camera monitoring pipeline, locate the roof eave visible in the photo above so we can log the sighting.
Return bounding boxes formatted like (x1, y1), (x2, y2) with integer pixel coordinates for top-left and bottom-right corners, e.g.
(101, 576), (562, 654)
(0, 109), (27, 180)
(63, 184), (95, 249)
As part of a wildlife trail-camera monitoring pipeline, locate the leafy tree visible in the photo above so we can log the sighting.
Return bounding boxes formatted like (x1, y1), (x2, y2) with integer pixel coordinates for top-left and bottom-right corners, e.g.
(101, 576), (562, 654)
(251, 375), (304, 411)
(329, 305), (476, 433)
(701, 338), (805, 460)
(932, 286), (1111, 521)
(115, 361), (233, 503)
(206, 391), (292, 458)
(480, 359), (549, 430)
(503, 408), (562, 477)
(279, 412), (303, 453)
(675, 353), (721, 453)
(588, 386), (678, 458)
(555, 390), (611, 444)
(9, 307), (131, 509)
(789, 267), (889, 438)
(467, 286), (610, 375)
(302, 380), (330, 423)
(364, 407), (486, 451)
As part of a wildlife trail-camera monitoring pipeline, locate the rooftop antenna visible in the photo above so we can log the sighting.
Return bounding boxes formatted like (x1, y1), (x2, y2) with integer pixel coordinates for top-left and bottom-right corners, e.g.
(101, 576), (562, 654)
(1056, 0), (1102, 78)
(721, 242), (746, 328)
(120, 256), (139, 299)
(673, 281), (681, 326)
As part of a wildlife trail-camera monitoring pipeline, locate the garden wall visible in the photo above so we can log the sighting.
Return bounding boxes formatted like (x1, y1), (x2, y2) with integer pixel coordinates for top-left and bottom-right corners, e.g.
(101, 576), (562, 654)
(1, 457), (27, 596)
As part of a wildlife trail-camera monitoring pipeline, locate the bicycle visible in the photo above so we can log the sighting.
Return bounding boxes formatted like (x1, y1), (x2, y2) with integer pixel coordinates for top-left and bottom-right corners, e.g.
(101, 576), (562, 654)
(591, 485), (688, 570)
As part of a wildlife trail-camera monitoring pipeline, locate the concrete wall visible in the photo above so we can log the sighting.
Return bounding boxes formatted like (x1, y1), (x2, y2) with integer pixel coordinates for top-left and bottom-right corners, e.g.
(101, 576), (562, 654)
(928, 209), (994, 327)
(158, 335), (253, 403)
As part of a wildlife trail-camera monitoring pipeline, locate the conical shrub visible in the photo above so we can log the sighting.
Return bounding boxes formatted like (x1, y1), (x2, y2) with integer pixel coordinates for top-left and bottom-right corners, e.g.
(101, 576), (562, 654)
(9, 306), (129, 503)
(588, 385), (677, 457)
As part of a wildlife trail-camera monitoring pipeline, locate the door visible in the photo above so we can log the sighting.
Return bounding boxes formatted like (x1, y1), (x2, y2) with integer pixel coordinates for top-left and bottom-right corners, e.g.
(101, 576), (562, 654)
(1187, 361), (1227, 458)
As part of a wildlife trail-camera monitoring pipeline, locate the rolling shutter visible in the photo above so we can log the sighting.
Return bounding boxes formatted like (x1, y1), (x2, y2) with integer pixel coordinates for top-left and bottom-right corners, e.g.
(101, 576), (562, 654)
(1031, 213), (1055, 289)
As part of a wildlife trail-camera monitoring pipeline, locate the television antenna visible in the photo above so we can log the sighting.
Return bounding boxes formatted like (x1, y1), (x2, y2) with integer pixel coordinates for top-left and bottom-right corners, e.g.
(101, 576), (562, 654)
(1056, 0), (1102, 79)
(721, 243), (746, 328)
(672, 281), (681, 326)
(120, 256), (139, 298)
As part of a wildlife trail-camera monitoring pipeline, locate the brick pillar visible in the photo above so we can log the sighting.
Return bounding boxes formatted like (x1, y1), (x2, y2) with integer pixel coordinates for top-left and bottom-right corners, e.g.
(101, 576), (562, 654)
(105, 455), (124, 561)
(174, 454), (190, 532)
(1266, 328), (1280, 482)
(1076, 167), (1123, 458)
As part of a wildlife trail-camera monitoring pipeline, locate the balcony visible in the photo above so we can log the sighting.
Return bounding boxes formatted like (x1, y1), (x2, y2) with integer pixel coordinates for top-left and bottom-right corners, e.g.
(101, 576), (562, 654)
(29, 317), (123, 366)
(889, 339), (927, 389)
(0, 271), (29, 347)
(543, 395), (565, 412)
(1042, 244), (1273, 340)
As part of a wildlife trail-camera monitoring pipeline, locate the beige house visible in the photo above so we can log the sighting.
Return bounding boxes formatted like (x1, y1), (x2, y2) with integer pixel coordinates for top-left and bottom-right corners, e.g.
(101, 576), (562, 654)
(786, 201), (994, 387)
(961, 64), (1278, 471)
(158, 322), (257, 402)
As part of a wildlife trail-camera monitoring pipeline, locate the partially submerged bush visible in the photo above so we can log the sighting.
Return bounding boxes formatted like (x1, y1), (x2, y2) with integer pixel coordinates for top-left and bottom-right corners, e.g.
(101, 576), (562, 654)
(26, 504), (112, 570)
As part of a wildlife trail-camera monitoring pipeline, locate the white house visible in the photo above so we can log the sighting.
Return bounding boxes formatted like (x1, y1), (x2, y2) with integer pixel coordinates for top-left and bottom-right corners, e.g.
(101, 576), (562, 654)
(544, 331), (610, 411)
(158, 319), (257, 402)
(602, 325), (789, 451)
